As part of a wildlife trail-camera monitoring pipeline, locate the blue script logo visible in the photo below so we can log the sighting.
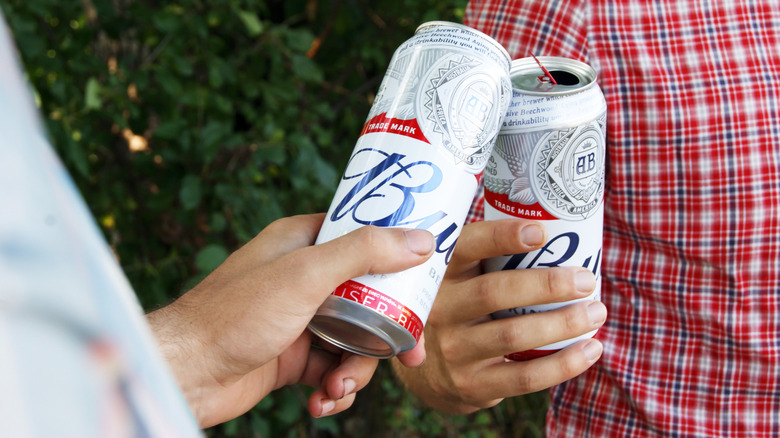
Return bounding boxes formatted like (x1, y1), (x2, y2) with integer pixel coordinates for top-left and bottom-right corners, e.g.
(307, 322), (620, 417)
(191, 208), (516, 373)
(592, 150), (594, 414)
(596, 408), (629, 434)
(502, 231), (601, 276)
(331, 148), (459, 264)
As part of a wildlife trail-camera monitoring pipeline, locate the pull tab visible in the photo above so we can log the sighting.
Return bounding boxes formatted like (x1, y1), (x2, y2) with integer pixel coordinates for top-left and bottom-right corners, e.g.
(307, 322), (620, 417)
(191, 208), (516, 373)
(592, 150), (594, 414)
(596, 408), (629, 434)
(531, 52), (558, 85)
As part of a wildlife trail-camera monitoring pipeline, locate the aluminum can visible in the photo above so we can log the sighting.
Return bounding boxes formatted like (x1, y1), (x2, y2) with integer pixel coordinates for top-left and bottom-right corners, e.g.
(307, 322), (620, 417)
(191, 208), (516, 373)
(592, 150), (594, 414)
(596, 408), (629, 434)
(483, 57), (607, 361)
(308, 21), (512, 358)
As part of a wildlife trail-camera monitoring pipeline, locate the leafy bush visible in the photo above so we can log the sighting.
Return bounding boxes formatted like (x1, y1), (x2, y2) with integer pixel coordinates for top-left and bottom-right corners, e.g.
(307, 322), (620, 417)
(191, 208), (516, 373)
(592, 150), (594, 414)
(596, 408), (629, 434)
(2, 0), (547, 436)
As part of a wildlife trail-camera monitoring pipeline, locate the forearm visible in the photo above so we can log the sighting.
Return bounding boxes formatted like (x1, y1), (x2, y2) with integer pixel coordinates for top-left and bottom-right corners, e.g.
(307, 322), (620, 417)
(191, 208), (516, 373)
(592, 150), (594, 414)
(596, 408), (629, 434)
(146, 302), (215, 426)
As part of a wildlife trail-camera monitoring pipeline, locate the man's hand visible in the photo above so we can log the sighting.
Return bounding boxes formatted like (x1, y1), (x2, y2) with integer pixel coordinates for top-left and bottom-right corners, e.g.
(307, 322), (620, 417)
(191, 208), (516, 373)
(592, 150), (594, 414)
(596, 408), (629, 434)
(148, 213), (434, 427)
(393, 219), (606, 414)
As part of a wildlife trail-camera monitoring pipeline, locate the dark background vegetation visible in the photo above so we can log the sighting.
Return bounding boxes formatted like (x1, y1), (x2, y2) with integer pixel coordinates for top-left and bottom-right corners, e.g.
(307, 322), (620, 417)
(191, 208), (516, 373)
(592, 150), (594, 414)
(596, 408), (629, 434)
(1, 0), (547, 436)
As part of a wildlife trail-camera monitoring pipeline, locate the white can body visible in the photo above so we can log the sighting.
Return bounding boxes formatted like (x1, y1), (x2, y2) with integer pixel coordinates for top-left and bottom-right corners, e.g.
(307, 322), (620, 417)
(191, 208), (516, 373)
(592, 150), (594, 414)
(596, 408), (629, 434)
(309, 21), (512, 358)
(483, 57), (607, 360)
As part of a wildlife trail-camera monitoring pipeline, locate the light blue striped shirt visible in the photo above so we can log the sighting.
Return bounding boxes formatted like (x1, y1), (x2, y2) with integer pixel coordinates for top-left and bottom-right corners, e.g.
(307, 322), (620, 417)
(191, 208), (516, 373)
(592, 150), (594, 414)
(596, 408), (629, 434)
(0, 14), (202, 438)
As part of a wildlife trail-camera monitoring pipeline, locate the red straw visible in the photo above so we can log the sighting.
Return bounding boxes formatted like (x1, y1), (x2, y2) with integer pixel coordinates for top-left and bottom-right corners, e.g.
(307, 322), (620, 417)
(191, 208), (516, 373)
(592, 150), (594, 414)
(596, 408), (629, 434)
(531, 52), (557, 85)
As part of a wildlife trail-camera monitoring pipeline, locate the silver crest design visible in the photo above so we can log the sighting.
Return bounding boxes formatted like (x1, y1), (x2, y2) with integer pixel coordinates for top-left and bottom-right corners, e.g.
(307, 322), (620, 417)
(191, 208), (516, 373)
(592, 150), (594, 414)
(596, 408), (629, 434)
(369, 50), (430, 121)
(421, 55), (508, 174)
(484, 131), (538, 205)
(534, 119), (605, 220)
(485, 116), (606, 220)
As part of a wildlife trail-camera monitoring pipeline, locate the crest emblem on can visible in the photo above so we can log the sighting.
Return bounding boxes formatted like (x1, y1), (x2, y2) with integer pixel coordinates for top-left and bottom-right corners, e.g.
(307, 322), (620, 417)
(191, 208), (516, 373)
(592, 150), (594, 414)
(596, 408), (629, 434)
(532, 123), (604, 220)
(422, 56), (505, 173)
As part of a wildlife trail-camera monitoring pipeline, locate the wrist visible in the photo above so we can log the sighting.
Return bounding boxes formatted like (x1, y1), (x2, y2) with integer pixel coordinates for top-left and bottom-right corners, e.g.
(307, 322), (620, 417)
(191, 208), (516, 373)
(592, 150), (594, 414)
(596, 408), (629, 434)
(390, 358), (482, 415)
(147, 300), (214, 425)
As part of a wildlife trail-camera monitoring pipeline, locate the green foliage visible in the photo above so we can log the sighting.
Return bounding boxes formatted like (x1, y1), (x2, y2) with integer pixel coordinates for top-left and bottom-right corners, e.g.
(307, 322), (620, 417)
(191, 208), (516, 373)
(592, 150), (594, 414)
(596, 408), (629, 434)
(2, 0), (548, 436)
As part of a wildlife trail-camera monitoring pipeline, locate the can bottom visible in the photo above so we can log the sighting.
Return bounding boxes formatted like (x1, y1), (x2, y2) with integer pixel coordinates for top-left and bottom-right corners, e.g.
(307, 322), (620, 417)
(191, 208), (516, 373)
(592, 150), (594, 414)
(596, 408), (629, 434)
(308, 295), (417, 359)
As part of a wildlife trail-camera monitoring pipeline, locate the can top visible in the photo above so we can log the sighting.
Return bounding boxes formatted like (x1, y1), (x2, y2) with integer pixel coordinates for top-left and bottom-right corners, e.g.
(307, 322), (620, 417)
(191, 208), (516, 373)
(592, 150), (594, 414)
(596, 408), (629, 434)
(415, 21), (511, 67)
(511, 56), (598, 96)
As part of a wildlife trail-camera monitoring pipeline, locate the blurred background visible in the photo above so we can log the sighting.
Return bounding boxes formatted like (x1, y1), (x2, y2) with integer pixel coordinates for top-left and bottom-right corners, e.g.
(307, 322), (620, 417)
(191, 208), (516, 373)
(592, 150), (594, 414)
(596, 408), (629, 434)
(1, 0), (547, 436)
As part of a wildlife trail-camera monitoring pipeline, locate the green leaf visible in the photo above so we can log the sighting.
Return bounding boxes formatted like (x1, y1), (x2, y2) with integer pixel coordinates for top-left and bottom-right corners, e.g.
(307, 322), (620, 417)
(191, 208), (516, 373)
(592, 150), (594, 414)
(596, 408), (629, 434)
(290, 54), (323, 83)
(274, 389), (301, 425)
(284, 28), (314, 52)
(209, 212), (227, 233)
(154, 118), (187, 140)
(180, 272), (208, 293)
(222, 417), (240, 436)
(179, 175), (202, 210)
(260, 144), (285, 165)
(201, 120), (228, 147)
(208, 62), (224, 88)
(236, 10), (264, 37)
(152, 13), (180, 33)
(312, 153), (338, 188)
(195, 244), (229, 273)
(171, 55), (194, 76)
(84, 77), (101, 110)
(313, 416), (340, 434)
(65, 136), (89, 178)
(155, 71), (182, 96)
(250, 415), (270, 437)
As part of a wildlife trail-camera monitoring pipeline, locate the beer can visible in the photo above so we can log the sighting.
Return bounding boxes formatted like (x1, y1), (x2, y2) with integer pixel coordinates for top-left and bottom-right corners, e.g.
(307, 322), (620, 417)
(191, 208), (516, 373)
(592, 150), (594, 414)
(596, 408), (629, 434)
(308, 21), (512, 358)
(483, 56), (607, 361)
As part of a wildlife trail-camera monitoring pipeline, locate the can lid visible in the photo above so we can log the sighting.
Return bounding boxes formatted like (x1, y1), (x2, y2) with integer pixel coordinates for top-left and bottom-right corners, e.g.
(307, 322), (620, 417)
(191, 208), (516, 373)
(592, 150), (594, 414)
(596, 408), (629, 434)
(308, 295), (417, 359)
(511, 56), (598, 95)
(414, 21), (511, 67)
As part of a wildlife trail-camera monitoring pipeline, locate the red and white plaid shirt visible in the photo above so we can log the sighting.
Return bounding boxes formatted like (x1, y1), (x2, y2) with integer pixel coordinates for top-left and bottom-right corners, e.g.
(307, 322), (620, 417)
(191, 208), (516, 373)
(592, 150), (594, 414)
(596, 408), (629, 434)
(465, 1), (780, 436)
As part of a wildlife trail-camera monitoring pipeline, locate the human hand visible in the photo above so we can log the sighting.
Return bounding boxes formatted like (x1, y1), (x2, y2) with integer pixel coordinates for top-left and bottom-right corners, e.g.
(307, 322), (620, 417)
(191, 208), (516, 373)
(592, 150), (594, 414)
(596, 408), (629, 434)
(392, 218), (606, 414)
(147, 213), (434, 427)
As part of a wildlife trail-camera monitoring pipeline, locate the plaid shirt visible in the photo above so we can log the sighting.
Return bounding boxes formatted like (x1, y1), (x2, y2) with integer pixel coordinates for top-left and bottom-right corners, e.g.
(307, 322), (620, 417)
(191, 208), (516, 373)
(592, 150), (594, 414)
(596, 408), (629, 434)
(465, 1), (780, 436)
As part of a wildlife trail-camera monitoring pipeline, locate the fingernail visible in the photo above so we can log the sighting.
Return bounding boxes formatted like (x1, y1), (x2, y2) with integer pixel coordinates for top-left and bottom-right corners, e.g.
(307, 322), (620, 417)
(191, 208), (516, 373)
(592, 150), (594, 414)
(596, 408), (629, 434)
(575, 270), (596, 294)
(320, 400), (335, 416)
(587, 301), (607, 325)
(583, 340), (603, 361)
(405, 229), (434, 255)
(520, 224), (545, 246)
(343, 378), (356, 398)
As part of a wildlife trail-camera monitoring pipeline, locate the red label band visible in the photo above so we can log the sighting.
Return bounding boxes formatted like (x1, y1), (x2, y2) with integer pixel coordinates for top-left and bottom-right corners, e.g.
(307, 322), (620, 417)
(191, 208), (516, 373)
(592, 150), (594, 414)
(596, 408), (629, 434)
(360, 113), (430, 144)
(506, 329), (603, 361)
(505, 349), (558, 361)
(333, 280), (424, 342)
(484, 189), (558, 220)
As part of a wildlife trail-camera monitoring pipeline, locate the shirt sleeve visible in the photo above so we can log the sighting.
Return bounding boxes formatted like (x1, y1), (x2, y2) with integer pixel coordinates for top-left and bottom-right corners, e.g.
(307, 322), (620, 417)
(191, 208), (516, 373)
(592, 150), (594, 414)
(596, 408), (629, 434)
(0, 13), (202, 438)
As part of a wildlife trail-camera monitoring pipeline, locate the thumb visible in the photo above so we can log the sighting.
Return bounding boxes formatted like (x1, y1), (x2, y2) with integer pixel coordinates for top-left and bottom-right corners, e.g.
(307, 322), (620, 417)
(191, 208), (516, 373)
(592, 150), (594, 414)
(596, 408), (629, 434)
(269, 226), (435, 309)
(319, 226), (436, 277)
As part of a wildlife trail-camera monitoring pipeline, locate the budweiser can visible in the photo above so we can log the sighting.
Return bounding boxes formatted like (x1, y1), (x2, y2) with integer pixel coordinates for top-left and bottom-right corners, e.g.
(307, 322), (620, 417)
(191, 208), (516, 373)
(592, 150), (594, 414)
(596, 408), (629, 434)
(308, 21), (512, 358)
(483, 57), (607, 361)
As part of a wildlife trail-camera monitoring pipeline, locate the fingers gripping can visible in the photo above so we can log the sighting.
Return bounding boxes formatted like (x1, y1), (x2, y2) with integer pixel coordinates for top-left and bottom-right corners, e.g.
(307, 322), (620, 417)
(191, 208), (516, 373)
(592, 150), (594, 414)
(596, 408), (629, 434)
(483, 57), (607, 361)
(308, 22), (512, 359)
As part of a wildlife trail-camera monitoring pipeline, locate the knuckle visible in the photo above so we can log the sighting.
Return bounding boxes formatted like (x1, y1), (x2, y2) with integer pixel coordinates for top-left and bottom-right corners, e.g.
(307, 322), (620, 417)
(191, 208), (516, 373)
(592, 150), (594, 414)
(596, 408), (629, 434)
(515, 368), (540, 393)
(358, 225), (378, 246)
(451, 372), (477, 399)
(438, 336), (461, 361)
(562, 304), (587, 334)
(491, 224), (505, 252)
(496, 322), (522, 351)
(556, 352), (579, 379)
(264, 216), (292, 234)
(473, 277), (498, 310)
(351, 225), (381, 255)
(545, 268), (575, 301)
(426, 307), (445, 327)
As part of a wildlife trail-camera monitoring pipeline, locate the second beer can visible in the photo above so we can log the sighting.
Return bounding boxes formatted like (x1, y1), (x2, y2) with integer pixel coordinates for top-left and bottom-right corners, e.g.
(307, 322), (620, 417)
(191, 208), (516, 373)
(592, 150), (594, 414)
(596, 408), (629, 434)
(308, 21), (512, 358)
(483, 56), (607, 361)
